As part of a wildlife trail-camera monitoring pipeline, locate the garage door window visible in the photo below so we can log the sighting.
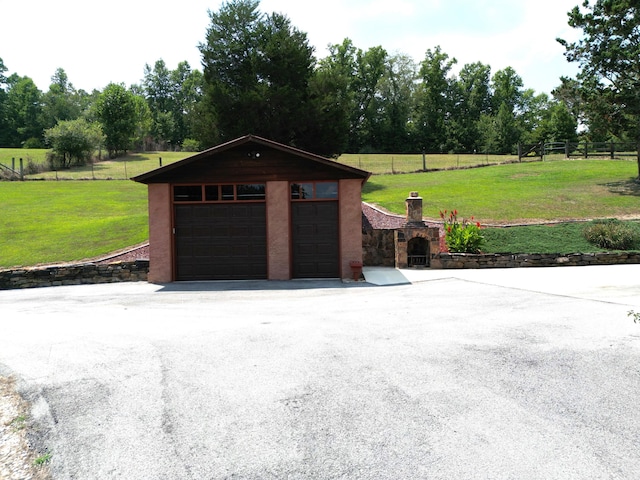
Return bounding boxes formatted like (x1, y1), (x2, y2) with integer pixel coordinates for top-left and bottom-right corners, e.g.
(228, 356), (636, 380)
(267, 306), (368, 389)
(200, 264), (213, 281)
(291, 182), (338, 200)
(174, 184), (266, 203)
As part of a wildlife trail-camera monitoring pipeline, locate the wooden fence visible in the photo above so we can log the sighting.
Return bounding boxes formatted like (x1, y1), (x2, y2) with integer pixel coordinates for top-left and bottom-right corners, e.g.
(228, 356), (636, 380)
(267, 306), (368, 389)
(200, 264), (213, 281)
(519, 141), (638, 161)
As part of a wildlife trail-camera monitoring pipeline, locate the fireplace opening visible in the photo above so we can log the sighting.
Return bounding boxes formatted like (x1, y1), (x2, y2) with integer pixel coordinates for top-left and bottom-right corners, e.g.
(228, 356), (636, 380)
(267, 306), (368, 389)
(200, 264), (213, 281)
(407, 237), (428, 267)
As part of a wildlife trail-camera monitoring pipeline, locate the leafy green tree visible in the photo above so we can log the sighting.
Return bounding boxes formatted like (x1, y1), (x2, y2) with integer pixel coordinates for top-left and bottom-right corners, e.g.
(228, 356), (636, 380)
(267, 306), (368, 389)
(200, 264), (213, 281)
(0, 58), (9, 146)
(546, 101), (579, 143)
(94, 83), (139, 157)
(481, 67), (525, 153)
(171, 62), (203, 146)
(41, 68), (82, 129)
(198, 0), (316, 150)
(4, 74), (44, 147)
(452, 62), (492, 151)
(44, 118), (104, 168)
(369, 53), (417, 152)
(414, 46), (456, 153)
(143, 59), (178, 148)
(558, 0), (640, 175)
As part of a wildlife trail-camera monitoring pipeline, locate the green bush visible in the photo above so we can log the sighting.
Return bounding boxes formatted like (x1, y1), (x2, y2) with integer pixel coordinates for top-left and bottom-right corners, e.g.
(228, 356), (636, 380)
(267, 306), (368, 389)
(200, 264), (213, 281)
(583, 219), (640, 250)
(181, 138), (201, 152)
(440, 209), (485, 253)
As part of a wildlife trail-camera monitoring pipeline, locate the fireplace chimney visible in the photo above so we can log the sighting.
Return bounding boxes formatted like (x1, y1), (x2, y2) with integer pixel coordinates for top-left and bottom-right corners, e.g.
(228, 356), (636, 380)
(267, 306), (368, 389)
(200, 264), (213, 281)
(405, 191), (425, 227)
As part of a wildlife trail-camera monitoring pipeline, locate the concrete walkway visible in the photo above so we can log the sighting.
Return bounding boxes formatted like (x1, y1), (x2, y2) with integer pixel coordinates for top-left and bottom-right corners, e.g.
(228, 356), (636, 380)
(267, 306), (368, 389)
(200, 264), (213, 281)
(1, 265), (639, 479)
(363, 264), (640, 306)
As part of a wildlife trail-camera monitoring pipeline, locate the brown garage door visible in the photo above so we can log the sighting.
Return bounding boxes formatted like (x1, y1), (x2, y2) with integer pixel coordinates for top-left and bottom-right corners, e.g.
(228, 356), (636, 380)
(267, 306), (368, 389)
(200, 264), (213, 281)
(292, 201), (339, 278)
(174, 204), (267, 281)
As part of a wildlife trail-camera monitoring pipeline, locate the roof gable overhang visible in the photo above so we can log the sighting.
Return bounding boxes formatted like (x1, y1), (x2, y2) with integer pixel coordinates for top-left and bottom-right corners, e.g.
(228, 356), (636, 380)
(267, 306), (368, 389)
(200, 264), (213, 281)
(132, 135), (371, 185)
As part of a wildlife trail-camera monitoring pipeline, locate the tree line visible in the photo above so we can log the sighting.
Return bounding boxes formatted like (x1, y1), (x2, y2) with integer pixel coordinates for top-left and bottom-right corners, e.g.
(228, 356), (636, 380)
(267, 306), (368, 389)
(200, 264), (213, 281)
(0, 0), (636, 165)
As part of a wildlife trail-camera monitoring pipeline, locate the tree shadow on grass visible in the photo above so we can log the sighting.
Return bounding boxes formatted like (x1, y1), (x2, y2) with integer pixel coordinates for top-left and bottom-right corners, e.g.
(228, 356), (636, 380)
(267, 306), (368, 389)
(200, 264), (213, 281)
(599, 177), (640, 196)
(361, 182), (387, 194)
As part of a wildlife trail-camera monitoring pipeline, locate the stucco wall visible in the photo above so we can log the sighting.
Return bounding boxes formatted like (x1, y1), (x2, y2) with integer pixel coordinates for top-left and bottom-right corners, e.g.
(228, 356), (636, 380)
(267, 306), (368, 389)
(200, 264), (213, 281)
(266, 181), (291, 280)
(147, 184), (173, 283)
(339, 179), (364, 278)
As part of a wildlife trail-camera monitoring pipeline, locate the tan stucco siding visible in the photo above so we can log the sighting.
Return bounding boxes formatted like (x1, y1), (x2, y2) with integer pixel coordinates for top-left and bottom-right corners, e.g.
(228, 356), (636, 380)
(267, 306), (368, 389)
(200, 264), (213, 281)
(147, 183), (173, 283)
(339, 179), (363, 278)
(266, 181), (291, 280)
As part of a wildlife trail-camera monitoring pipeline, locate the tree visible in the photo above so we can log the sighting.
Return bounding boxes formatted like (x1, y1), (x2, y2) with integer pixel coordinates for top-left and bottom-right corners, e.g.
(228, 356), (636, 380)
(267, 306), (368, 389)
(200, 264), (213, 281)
(414, 46), (457, 153)
(0, 58), (9, 146)
(483, 67), (525, 153)
(558, 0), (640, 176)
(452, 62), (492, 151)
(41, 68), (82, 129)
(4, 74), (43, 147)
(143, 59), (178, 148)
(94, 83), (139, 157)
(198, 0), (316, 150)
(44, 118), (103, 168)
(369, 53), (417, 152)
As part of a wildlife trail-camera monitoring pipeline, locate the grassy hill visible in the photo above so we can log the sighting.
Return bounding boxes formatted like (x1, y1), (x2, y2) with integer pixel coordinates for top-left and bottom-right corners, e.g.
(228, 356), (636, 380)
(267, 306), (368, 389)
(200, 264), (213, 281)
(0, 154), (638, 268)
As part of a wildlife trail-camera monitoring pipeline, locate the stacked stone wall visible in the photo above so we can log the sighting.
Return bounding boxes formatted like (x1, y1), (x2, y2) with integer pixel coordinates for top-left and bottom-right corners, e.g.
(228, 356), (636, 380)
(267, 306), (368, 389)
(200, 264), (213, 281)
(0, 260), (149, 290)
(430, 252), (640, 269)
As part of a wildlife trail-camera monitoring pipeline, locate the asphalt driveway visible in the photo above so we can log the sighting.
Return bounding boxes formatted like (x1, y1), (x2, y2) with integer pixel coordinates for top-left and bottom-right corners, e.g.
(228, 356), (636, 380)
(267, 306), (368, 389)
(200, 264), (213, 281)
(1, 265), (639, 479)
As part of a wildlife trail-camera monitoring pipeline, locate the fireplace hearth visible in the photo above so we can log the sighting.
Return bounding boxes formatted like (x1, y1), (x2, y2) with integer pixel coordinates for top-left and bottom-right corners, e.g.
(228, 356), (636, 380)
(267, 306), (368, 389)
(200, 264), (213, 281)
(394, 192), (440, 268)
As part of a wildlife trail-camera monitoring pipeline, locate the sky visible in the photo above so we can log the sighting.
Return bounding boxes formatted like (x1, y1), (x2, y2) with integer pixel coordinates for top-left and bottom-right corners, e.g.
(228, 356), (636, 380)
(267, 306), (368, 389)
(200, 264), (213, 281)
(1, 0), (583, 96)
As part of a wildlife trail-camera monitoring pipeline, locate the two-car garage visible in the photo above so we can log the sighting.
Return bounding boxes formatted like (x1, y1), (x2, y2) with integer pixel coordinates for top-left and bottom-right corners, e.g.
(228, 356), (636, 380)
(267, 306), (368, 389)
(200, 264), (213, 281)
(133, 135), (369, 283)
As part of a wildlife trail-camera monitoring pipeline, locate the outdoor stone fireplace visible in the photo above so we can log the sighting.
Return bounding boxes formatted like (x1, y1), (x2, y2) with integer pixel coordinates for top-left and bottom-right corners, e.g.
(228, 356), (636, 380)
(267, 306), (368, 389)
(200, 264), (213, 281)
(394, 192), (440, 268)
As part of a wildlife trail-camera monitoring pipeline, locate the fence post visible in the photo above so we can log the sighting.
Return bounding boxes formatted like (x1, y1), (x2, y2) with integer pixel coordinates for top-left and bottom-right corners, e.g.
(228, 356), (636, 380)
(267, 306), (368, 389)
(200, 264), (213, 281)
(422, 149), (426, 171)
(565, 140), (569, 158)
(12, 157), (15, 172)
(517, 143), (522, 162)
(610, 141), (615, 159)
(19, 158), (23, 181)
(584, 141), (589, 159)
(159, 157), (162, 167)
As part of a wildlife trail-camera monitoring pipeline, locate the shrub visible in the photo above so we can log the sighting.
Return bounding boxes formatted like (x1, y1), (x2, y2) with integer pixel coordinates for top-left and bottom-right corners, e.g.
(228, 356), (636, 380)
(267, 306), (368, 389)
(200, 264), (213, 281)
(23, 137), (44, 149)
(440, 209), (485, 253)
(583, 218), (640, 250)
(181, 138), (201, 152)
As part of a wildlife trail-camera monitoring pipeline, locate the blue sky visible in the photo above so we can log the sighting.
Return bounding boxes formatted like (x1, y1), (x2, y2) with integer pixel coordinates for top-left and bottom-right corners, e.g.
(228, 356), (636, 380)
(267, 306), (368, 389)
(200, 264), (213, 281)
(2, 0), (582, 95)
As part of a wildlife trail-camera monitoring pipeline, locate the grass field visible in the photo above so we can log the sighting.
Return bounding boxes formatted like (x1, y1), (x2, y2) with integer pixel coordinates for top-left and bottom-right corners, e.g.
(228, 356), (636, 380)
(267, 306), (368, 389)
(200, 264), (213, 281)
(335, 152), (571, 174)
(0, 181), (148, 267)
(1, 154), (639, 268)
(362, 159), (640, 224)
(23, 151), (189, 180)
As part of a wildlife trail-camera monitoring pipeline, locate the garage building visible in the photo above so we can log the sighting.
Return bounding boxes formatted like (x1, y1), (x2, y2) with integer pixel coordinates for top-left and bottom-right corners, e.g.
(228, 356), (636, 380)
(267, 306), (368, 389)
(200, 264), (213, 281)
(133, 135), (370, 283)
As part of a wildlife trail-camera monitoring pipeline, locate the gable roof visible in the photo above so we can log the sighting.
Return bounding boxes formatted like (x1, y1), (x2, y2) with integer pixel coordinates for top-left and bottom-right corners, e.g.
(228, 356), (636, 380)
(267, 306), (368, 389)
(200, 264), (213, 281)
(132, 134), (371, 184)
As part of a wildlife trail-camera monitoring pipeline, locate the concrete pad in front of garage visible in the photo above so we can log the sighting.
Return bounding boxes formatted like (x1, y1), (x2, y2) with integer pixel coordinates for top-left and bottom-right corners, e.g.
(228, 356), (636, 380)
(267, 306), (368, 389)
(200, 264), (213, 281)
(1, 264), (640, 479)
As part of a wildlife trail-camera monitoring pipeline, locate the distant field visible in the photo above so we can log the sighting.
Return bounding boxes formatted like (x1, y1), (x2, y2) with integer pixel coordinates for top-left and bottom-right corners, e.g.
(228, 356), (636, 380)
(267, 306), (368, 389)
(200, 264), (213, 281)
(0, 148), (48, 171)
(336, 152), (568, 174)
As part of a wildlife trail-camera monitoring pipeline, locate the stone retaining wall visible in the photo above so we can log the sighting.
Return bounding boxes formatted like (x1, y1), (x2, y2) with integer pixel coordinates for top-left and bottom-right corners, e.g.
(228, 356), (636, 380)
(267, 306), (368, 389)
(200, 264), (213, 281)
(2, 250), (639, 290)
(0, 260), (149, 290)
(362, 229), (396, 267)
(430, 252), (640, 269)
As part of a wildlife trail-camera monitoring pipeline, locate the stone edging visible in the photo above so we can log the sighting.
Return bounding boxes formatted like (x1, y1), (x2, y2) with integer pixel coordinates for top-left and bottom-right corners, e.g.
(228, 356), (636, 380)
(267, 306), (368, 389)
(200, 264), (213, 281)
(0, 260), (149, 290)
(431, 251), (640, 269)
(1, 252), (638, 290)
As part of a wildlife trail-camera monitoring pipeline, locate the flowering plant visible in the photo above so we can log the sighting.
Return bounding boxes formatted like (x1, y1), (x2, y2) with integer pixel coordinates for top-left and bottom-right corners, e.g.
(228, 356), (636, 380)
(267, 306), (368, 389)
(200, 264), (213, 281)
(440, 209), (484, 253)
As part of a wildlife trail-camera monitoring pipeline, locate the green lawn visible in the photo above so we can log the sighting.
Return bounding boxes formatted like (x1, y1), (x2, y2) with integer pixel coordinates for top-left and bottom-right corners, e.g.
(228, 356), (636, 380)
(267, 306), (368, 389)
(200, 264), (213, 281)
(363, 159), (640, 224)
(1, 157), (639, 268)
(0, 181), (148, 268)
